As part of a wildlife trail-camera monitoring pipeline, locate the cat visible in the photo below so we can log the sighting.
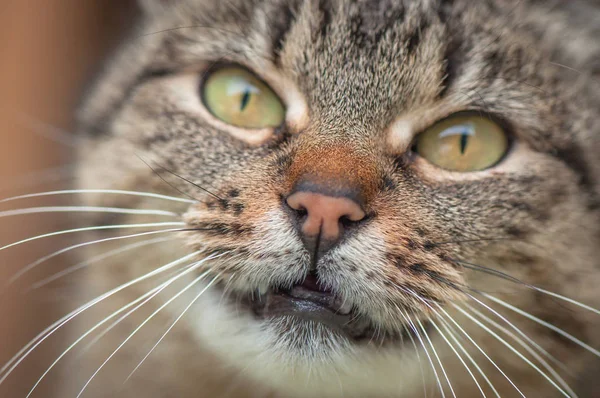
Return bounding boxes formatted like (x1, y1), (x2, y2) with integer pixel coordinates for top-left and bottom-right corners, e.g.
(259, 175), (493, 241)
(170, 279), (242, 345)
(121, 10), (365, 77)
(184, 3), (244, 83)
(2, 0), (600, 397)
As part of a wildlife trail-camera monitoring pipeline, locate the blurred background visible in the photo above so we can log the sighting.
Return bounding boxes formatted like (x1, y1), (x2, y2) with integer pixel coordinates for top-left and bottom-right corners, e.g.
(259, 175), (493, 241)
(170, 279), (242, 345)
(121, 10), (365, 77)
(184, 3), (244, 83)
(0, 2), (135, 396)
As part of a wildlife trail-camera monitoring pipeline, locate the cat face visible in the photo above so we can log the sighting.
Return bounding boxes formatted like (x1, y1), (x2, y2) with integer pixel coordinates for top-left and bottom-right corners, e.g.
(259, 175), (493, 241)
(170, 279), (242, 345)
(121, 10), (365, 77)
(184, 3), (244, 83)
(74, 0), (600, 396)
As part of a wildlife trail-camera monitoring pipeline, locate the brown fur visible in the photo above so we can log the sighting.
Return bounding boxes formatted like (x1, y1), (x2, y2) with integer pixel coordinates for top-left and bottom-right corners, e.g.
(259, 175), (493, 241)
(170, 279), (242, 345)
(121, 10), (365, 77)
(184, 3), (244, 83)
(52, 0), (600, 396)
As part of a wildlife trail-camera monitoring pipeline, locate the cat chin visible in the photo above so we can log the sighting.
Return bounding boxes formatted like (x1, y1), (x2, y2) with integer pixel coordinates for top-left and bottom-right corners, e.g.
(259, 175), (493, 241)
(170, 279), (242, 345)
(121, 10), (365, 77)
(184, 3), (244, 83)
(186, 284), (428, 397)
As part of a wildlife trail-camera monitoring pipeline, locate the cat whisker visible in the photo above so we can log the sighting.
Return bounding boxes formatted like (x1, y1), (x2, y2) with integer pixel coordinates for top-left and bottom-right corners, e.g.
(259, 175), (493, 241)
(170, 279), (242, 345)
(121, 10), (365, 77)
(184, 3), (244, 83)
(435, 316), (501, 398)
(549, 62), (583, 75)
(0, 189), (197, 204)
(25, 252), (223, 398)
(400, 287), (484, 397)
(0, 205), (179, 219)
(125, 271), (228, 382)
(435, 304), (526, 397)
(7, 228), (189, 285)
(428, 317), (487, 398)
(12, 111), (79, 148)
(394, 305), (428, 398)
(399, 310), (444, 398)
(139, 25), (245, 39)
(0, 222), (185, 252)
(466, 295), (572, 375)
(76, 271), (223, 397)
(77, 273), (184, 358)
(77, 253), (213, 358)
(29, 236), (177, 290)
(457, 259), (600, 317)
(522, 287), (600, 317)
(488, 76), (549, 94)
(453, 305), (572, 398)
(0, 251), (202, 384)
(136, 155), (223, 202)
(402, 288), (456, 398)
(454, 259), (531, 287)
(218, 271), (239, 309)
(481, 294), (600, 358)
(464, 303), (576, 396)
(427, 237), (516, 247)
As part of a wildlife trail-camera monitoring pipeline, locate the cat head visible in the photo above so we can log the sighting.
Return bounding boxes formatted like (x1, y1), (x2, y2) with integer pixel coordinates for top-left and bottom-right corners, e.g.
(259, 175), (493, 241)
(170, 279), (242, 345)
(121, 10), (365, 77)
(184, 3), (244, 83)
(76, 0), (600, 395)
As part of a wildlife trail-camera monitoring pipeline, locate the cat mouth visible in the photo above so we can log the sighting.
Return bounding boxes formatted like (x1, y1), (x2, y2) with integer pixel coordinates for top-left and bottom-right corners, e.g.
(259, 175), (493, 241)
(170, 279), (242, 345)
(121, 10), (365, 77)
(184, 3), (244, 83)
(250, 273), (371, 339)
(226, 273), (427, 343)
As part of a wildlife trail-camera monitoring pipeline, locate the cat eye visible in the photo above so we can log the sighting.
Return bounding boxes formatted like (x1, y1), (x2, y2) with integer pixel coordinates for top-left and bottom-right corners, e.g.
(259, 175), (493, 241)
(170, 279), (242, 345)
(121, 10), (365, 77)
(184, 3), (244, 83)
(413, 114), (509, 172)
(201, 66), (285, 129)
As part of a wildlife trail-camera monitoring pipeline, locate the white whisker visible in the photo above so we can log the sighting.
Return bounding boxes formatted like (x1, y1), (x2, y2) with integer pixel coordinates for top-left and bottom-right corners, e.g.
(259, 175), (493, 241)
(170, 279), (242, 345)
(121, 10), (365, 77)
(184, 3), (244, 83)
(76, 271), (221, 397)
(394, 304), (428, 398)
(436, 316), (501, 398)
(523, 287), (600, 317)
(0, 251), (202, 384)
(435, 304), (526, 397)
(465, 296), (569, 374)
(8, 228), (187, 284)
(398, 286), (492, 398)
(24, 254), (219, 398)
(483, 294), (600, 358)
(463, 262), (600, 317)
(78, 273), (183, 356)
(454, 305), (571, 398)
(0, 189), (197, 204)
(465, 303), (576, 397)
(29, 236), (177, 290)
(429, 317), (487, 397)
(0, 222), (184, 252)
(13, 111), (79, 148)
(400, 311), (445, 398)
(0, 206), (179, 219)
(399, 288), (456, 398)
(417, 317), (456, 398)
(76, 254), (217, 358)
(125, 272), (225, 382)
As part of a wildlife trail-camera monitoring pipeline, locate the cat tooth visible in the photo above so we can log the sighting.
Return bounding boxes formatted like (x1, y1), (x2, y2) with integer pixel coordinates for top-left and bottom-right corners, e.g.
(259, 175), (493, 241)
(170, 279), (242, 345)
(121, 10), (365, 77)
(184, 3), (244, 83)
(257, 283), (269, 296)
(335, 297), (353, 315)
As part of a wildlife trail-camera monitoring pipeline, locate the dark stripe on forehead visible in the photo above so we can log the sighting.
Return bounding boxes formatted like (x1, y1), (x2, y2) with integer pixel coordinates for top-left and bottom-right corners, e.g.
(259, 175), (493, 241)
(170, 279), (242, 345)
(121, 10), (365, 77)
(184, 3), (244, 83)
(317, 0), (334, 39)
(268, 0), (302, 64)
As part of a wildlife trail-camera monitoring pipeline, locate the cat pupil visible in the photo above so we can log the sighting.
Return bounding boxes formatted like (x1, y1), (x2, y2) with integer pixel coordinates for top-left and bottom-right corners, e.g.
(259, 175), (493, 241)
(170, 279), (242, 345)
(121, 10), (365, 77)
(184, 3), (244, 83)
(240, 89), (251, 111)
(459, 133), (469, 155)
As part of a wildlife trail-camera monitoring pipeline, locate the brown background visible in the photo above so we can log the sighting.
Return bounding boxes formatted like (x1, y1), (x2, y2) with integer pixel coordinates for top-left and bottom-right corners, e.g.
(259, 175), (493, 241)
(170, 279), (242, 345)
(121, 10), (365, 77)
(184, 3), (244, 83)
(0, 2), (134, 396)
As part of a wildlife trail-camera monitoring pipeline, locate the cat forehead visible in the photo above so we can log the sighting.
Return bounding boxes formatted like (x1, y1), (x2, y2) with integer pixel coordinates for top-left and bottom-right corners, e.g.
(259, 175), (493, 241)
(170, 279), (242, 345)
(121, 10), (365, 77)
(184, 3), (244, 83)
(145, 0), (496, 123)
(81, 0), (598, 158)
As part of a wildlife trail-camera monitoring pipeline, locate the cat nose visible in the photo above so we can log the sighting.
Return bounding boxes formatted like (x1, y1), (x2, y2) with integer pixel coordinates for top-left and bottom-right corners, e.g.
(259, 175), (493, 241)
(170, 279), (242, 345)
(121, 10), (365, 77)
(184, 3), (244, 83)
(286, 185), (366, 258)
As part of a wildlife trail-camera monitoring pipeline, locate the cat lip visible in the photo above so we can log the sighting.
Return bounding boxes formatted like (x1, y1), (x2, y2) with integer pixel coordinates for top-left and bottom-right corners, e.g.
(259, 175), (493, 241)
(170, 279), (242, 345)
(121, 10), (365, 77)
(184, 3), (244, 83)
(241, 273), (369, 338)
(250, 284), (371, 339)
(223, 273), (430, 343)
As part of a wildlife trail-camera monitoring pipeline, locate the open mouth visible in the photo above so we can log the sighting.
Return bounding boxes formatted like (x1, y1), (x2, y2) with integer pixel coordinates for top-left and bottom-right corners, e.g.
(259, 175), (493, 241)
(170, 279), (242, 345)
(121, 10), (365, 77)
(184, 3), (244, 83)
(249, 273), (372, 339)
(227, 273), (427, 343)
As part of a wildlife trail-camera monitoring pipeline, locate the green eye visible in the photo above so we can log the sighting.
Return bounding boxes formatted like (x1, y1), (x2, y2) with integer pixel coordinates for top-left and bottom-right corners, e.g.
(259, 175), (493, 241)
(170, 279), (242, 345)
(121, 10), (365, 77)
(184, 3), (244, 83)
(414, 114), (509, 172)
(201, 66), (285, 129)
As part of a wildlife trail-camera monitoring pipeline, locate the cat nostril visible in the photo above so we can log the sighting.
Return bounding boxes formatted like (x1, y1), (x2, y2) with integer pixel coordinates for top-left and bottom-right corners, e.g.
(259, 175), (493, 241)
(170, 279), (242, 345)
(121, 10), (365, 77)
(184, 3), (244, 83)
(286, 190), (366, 242)
(296, 206), (308, 217)
(339, 215), (357, 228)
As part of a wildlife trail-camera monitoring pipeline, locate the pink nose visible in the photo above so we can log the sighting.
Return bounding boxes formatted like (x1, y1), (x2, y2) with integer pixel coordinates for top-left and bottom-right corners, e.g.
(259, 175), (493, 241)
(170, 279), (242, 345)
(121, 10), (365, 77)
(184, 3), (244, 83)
(286, 191), (366, 241)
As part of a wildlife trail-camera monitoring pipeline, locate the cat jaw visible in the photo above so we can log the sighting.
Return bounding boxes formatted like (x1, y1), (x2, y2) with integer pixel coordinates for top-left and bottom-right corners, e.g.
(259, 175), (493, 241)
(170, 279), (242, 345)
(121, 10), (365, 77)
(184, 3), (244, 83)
(186, 283), (429, 398)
